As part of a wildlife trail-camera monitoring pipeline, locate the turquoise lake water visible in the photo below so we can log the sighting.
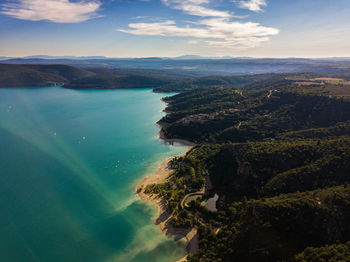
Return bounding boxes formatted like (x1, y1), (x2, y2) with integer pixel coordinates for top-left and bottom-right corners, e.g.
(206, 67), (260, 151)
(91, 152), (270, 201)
(0, 87), (187, 262)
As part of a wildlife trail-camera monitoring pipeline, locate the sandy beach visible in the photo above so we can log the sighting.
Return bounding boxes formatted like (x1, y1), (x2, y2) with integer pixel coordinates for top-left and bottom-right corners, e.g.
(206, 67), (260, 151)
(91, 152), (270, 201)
(136, 146), (198, 262)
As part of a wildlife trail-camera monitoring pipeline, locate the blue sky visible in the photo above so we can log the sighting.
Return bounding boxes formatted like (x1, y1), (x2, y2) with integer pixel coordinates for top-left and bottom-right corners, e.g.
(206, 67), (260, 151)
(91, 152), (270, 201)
(0, 0), (350, 58)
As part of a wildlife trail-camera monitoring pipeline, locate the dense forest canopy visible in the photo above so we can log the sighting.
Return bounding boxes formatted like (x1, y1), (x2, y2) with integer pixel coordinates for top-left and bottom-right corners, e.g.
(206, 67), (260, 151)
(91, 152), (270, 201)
(151, 71), (350, 261)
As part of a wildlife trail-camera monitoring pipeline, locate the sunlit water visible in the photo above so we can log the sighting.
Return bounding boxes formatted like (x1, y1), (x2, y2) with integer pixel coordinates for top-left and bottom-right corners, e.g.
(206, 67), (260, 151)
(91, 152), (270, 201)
(0, 87), (187, 262)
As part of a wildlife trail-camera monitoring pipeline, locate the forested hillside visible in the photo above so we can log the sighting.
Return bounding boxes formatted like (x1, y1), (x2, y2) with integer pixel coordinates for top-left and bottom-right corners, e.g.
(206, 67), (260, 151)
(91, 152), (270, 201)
(147, 72), (350, 261)
(189, 186), (350, 262)
(160, 76), (350, 143)
(153, 74), (279, 92)
(0, 64), (93, 87)
(0, 64), (180, 89)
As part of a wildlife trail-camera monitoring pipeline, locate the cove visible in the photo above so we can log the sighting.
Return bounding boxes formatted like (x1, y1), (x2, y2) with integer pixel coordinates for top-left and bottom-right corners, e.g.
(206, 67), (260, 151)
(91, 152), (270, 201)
(0, 87), (187, 262)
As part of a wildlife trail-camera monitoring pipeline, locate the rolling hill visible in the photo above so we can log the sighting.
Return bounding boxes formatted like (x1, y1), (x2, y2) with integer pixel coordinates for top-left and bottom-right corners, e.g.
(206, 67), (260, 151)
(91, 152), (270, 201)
(0, 64), (93, 88)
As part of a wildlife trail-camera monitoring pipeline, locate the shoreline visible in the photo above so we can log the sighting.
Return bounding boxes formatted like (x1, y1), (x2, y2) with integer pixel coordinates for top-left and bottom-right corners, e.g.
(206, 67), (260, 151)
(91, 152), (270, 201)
(158, 126), (196, 148)
(136, 144), (198, 262)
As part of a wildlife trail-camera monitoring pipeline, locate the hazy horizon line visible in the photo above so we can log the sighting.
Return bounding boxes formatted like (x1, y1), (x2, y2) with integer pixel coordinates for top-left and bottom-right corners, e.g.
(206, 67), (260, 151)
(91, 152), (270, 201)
(2, 55), (350, 60)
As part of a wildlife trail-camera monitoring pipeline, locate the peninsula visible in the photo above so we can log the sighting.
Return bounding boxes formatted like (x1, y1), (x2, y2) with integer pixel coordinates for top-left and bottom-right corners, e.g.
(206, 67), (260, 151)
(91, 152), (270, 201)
(136, 71), (350, 262)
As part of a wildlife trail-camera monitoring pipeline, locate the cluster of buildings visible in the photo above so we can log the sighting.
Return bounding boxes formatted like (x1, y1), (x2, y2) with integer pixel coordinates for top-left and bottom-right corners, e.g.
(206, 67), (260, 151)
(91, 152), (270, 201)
(177, 108), (240, 125)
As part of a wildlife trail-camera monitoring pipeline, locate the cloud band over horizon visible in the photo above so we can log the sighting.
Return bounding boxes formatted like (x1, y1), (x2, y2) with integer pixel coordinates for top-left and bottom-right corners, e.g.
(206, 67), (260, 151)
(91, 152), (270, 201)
(119, 19), (279, 49)
(119, 0), (278, 49)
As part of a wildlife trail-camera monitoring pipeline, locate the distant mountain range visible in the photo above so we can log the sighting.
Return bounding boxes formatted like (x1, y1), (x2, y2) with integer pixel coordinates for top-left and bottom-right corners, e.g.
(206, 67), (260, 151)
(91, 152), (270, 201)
(2, 56), (350, 76)
(0, 56), (13, 61)
(2, 55), (350, 88)
(3, 55), (350, 61)
(22, 55), (109, 60)
(1, 55), (232, 60)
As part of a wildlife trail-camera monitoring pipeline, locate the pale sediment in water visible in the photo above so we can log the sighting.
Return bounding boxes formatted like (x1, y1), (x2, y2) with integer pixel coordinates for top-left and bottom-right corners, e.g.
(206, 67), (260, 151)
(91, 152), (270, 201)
(0, 87), (189, 262)
(136, 144), (199, 262)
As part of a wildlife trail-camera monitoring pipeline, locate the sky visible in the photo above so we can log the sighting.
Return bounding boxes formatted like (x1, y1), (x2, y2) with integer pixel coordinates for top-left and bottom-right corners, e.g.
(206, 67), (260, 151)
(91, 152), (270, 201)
(0, 0), (350, 58)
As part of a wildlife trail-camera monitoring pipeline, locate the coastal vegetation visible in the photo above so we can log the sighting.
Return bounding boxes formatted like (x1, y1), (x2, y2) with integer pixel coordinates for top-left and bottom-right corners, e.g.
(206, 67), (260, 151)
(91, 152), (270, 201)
(160, 77), (350, 143)
(145, 72), (350, 261)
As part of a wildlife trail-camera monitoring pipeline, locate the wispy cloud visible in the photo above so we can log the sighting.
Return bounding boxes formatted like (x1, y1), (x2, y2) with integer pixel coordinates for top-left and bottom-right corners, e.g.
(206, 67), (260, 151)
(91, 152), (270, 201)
(0, 0), (101, 23)
(119, 18), (279, 49)
(119, 0), (277, 50)
(188, 39), (199, 44)
(162, 0), (232, 18)
(119, 20), (209, 37)
(237, 0), (267, 12)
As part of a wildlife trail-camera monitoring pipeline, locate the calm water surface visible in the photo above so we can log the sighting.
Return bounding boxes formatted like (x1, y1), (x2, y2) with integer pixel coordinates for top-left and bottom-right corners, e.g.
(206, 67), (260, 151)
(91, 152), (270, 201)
(0, 87), (186, 262)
